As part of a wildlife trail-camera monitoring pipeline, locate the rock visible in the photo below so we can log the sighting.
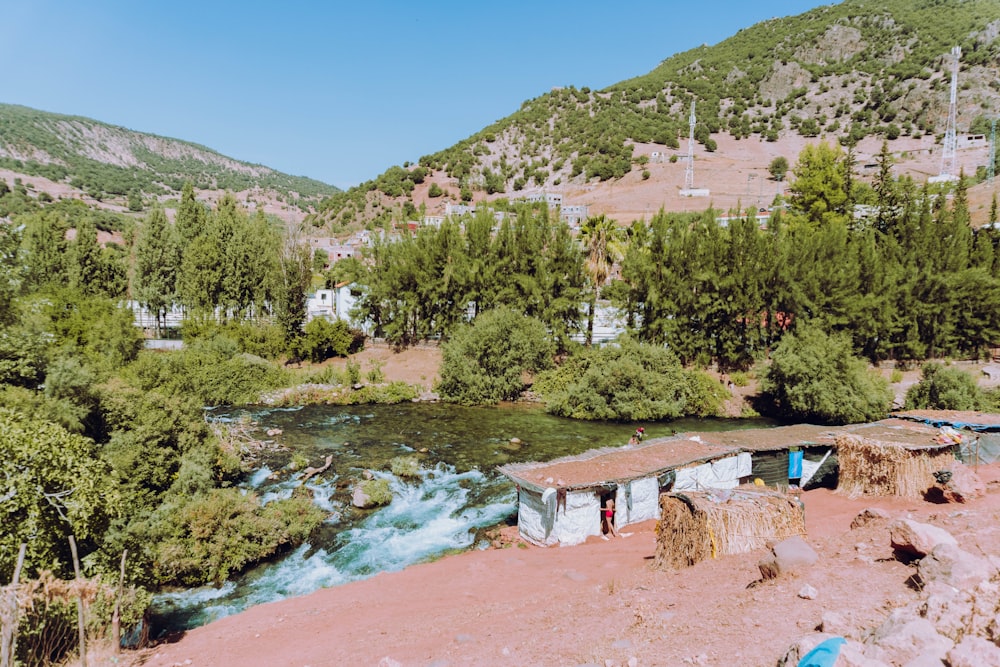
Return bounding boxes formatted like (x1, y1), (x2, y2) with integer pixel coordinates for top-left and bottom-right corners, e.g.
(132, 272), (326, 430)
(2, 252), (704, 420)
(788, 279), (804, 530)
(872, 613), (953, 665)
(918, 543), (999, 590)
(611, 639), (633, 649)
(377, 658), (403, 667)
(851, 507), (891, 529)
(352, 485), (372, 508)
(819, 611), (851, 636)
(934, 462), (986, 503)
(759, 536), (819, 580)
(889, 519), (957, 559)
(948, 636), (1000, 667)
(265, 427), (282, 436)
(798, 584), (818, 600)
(510, 437), (522, 445)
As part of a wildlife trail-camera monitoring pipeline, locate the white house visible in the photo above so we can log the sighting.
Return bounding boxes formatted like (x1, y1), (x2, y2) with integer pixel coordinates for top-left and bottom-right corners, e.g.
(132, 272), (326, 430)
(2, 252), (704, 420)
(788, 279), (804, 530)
(498, 437), (750, 547)
(305, 282), (363, 329)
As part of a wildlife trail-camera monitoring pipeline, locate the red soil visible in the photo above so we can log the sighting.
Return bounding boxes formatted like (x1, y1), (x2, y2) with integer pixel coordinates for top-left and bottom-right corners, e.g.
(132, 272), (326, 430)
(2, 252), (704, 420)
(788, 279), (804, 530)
(129, 463), (1000, 667)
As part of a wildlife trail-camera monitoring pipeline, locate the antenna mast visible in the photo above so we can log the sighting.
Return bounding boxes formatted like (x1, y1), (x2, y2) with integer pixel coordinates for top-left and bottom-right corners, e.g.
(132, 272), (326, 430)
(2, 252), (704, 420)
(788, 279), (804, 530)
(990, 118), (997, 184)
(939, 46), (960, 180)
(684, 101), (696, 190)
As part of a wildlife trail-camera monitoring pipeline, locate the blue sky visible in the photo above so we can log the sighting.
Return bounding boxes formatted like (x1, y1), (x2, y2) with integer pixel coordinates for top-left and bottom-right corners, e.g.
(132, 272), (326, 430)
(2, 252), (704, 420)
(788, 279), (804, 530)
(2, 1), (834, 189)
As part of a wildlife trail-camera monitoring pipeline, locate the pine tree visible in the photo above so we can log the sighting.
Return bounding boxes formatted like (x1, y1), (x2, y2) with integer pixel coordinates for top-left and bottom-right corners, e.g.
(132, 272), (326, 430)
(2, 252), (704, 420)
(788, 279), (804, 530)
(133, 207), (180, 334)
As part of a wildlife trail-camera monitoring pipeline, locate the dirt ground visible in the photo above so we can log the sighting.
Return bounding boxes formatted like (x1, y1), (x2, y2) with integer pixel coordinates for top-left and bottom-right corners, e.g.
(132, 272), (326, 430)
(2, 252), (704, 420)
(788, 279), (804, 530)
(129, 464), (1000, 667)
(117, 351), (1000, 667)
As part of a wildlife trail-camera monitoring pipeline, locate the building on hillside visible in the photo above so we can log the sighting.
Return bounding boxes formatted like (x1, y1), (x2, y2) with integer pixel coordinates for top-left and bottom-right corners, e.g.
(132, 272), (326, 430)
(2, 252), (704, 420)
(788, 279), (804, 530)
(498, 436), (750, 546)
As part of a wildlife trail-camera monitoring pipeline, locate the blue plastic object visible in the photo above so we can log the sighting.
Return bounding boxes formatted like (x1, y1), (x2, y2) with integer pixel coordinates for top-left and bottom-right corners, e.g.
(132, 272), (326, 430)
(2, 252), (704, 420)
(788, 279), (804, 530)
(798, 637), (846, 667)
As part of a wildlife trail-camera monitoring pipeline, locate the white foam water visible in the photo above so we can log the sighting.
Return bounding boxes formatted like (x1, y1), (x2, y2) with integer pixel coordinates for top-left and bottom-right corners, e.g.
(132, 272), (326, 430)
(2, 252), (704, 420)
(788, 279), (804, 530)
(151, 462), (515, 631)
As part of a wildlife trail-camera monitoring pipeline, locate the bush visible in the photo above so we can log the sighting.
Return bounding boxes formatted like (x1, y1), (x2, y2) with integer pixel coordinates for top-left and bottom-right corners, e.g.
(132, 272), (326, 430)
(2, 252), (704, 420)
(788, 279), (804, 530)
(538, 338), (714, 421)
(759, 326), (892, 425)
(438, 308), (553, 405)
(904, 362), (986, 411)
(298, 318), (361, 363)
(148, 489), (323, 586)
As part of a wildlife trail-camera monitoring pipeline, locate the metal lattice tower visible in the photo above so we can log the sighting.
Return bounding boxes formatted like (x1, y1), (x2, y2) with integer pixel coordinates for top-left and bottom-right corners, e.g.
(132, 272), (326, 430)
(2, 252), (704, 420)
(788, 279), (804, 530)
(989, 118), (997, 184)
(684, 101), (696, 190)
(939, 46), (961, 179)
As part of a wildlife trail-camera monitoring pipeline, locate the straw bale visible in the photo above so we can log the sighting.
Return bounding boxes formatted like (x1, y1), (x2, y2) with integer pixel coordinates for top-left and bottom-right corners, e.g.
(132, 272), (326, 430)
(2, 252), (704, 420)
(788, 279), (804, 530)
(836, 433), (956, 499)
(654, 489), (805, 570)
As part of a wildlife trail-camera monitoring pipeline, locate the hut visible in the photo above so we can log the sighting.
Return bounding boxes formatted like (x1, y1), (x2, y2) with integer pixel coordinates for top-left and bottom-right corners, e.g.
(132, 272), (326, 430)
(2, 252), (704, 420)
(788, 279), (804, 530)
(835, 419), (959, 498)
(892, 410), (1000, 465)
(497, 436), (750, 546)
(654, 487), (805, 570)
(693, 424), (841, 488)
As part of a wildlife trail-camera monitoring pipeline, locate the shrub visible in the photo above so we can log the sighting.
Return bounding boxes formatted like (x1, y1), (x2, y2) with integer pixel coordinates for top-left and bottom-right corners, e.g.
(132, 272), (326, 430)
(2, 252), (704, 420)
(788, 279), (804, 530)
(298, 318), (359, 363)
(538, 338), (710, 421)
(438, 307), (553, 405)
(759, 325), (892, 425)
(148, 489), (323, 586)
(904, 362), (986, 411)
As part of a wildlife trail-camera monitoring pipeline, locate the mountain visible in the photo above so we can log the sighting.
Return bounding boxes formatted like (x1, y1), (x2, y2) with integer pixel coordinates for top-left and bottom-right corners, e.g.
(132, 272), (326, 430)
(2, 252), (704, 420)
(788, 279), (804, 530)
(314, 0), (1000, 229)
(0, 103), (338, 217)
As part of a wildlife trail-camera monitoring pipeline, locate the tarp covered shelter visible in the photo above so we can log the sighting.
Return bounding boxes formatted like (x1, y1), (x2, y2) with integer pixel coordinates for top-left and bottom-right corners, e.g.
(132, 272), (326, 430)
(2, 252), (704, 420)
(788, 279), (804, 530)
(692, 424), (841, 488)
(497, 436), (749, 546)
(893, 410), (1000, 464)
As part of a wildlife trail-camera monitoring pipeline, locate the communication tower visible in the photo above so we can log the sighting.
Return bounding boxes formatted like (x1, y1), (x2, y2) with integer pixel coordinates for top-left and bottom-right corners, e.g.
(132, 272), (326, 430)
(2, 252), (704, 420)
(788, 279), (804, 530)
(989, 118), (997, 184)
(680, 100), (710, 197)
(931, 47), (961, 183)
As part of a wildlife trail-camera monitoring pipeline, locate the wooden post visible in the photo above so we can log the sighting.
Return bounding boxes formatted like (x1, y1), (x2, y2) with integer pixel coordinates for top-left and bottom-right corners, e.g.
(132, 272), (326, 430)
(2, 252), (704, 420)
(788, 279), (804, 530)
(0, 544), (27, 667)
(111, 549), (128, 654)
(68, 536), (87, 667)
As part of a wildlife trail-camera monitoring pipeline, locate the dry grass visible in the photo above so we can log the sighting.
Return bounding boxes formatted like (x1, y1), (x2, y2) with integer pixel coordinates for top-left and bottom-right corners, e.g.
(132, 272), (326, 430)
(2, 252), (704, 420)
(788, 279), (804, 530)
(836, 433), (955, 499)
(654, 488), (806, 570)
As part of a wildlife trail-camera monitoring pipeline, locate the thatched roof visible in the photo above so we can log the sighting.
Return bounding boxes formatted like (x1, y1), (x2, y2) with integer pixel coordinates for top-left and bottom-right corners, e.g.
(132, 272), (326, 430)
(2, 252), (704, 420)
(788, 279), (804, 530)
(892, 410), (1000, 431)
(497, 436), (739, 493)
(847, 419), (948, 448)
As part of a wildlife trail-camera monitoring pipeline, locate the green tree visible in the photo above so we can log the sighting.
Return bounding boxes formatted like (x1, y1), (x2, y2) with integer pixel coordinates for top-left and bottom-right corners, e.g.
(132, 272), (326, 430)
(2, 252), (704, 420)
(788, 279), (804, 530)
(760, 325), (892, 424)
(768, 156), (789, 181)
(438, 307), (553, 405)
(580, 215), (626, 346)
(175, 181), (207, 245)
(133, 207), (180, 333)
(0, 408), (118, 580)
(788, 142), (848, 227)
(904, 362), (987, 410)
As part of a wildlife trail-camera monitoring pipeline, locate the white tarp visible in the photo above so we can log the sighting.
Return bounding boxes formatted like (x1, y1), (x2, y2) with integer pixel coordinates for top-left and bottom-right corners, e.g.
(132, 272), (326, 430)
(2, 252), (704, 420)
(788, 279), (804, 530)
(518, 488), (601, 547)
(616, 477), (660, 526)
(673, 453), (751, 491)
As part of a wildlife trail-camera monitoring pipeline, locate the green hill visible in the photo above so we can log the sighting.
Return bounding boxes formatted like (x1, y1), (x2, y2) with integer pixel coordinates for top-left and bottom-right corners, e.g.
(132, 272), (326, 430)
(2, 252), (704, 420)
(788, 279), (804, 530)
(0, 103), (339, 209)
(315, 0), (1000, 228)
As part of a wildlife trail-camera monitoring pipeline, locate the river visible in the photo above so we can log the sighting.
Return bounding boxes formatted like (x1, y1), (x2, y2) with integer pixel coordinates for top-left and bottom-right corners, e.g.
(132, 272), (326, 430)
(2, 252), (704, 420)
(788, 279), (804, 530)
(149, 402), (773, 632)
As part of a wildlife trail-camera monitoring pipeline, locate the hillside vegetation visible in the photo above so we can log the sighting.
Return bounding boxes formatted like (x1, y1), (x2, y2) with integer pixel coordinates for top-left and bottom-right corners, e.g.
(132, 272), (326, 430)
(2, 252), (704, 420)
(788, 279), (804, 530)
(314, 0), (1000, 230)
(0, 103), (338, 210)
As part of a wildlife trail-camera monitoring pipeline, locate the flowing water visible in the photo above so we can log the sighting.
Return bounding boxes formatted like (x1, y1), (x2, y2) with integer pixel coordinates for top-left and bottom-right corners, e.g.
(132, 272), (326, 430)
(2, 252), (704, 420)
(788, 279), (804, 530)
(150, 402), (772, 632)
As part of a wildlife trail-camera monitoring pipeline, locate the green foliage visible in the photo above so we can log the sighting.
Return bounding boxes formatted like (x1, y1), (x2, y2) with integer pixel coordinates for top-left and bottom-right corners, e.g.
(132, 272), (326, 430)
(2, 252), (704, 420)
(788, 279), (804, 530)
(438, 307), (553, 405)
(359, 478), (393, 506)
(0, 103), (338, 206)
(146, 489), (323, 586)
(768, 156), (789, 181)
(299, 317), (360, 362)
(389, 456), (422, 480)
(904, 362), (987, 411)
(538, 338), (716, 421)
(0, 409), (119, 580)
(760, 325), (892, 424)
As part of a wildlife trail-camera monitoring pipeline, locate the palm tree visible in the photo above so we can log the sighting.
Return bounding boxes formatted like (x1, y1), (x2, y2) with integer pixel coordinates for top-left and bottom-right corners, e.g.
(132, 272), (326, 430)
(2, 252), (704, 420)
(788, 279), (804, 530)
(579, 215), (626, 346)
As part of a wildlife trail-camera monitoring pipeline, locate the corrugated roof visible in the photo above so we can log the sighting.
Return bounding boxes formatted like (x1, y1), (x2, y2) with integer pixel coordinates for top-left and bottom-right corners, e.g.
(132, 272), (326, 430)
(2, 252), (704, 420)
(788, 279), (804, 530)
(497, 436), (739, 492)
(893, 410), (1000, 431)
